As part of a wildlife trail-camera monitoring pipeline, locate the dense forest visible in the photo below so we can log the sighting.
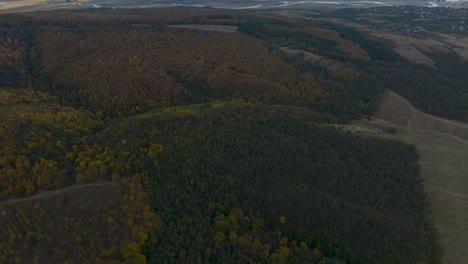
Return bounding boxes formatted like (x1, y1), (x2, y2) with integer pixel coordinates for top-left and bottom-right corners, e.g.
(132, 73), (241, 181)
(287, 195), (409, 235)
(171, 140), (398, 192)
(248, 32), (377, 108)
(0, 8), (453, 263)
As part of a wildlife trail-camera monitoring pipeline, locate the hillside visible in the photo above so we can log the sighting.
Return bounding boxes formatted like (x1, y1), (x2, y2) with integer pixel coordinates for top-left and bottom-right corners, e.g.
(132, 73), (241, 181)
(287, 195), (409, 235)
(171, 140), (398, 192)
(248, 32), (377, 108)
(326, 7), (468, 122)
(98, 103), (440, 263)
(0, 8), (453, 263)
(349, 89), (468, 263)
(38, 25), (320, 117)
(0, 89), (102, 198)
(376, 89), (468, 141)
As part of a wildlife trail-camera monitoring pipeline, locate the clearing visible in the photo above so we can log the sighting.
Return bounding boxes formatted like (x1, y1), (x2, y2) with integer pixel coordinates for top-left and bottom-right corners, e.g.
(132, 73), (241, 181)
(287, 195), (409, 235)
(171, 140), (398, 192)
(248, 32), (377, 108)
(281, 47), (346, 72)
(375, 89), (468, 141)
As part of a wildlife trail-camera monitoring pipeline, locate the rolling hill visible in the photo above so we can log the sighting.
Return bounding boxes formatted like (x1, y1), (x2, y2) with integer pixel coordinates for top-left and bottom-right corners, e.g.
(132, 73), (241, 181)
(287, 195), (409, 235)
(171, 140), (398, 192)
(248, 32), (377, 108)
(1, 7), (461, 263)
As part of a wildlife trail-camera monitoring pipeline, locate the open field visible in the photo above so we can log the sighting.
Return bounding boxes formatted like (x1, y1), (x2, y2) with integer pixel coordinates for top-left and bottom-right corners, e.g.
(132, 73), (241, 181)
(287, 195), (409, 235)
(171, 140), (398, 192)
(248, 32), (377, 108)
(374, 33), (438, 66)
(375, 89), (468, 141)
(369, 32), (468, 65)
(353, 121), (468, 264)
(345, 89), (468, 264)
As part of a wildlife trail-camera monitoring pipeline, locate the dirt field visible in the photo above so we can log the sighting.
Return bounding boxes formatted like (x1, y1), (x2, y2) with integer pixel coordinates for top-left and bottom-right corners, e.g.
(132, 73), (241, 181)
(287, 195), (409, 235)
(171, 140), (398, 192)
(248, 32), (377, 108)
(347, 89), (468, 264)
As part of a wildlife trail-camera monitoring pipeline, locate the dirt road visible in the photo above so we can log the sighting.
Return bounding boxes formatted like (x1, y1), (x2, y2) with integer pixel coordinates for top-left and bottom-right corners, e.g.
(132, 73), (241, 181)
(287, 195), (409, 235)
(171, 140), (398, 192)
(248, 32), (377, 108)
(0, 181), (118, 205)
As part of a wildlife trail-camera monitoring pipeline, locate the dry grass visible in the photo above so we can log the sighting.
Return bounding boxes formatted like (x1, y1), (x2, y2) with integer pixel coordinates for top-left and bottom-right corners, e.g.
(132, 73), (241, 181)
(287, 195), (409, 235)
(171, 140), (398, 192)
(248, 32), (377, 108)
(358, 124), (468, 264)
(375, 89), (468, 141)
(371, 32), (438, 66)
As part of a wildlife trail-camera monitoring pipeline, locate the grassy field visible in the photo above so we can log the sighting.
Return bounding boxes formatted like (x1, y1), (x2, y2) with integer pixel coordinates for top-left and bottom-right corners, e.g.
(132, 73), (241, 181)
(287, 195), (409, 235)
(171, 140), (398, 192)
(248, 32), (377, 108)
(383, 129), (468, 264)
(347, 90), (468, 263)
(375, 89), (468, 141)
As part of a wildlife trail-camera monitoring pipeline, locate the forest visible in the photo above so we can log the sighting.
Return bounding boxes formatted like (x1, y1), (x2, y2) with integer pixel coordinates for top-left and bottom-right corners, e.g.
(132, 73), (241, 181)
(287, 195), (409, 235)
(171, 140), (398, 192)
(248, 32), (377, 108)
(0, 7), (454, 263)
